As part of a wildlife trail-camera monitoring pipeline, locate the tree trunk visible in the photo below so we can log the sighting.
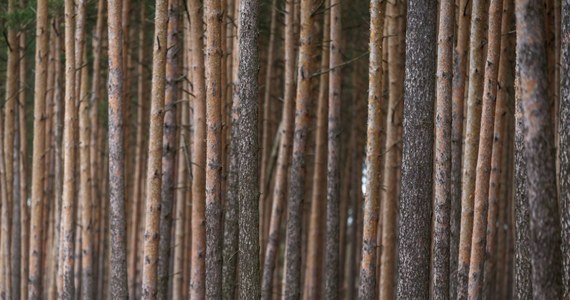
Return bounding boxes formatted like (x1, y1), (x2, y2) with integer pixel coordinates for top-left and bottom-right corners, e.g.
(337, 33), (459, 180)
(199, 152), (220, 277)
(449, 0), (471, 295)
(58, 0), (78, 295)
(141, 0), (168, 296)
(515, 0), (563, 298)
(304, 3), (329, 299)
(482, 0), (513, 297)
(358, 0), (385, 299)
(260, 0), (296, 296)
(432, 0), (454, 298)
(282, 0), (318, 296)
(397, 0), (437, 298)
(188, 0), (207, 296)
(28, 0), (49, 297)
(456, 0), (487, 297)
(157, 0), (180, 297)
(559, 0), (570, 297)
(107, 0), (129, 297)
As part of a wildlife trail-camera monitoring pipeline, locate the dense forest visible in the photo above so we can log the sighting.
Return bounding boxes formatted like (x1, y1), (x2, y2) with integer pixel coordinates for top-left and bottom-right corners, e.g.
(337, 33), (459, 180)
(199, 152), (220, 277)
(0, 0), (569, 298)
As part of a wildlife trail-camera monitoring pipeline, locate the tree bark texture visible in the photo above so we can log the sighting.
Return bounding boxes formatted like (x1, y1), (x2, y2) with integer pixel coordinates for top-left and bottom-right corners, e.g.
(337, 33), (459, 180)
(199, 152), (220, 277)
(397, 0), (437, 298)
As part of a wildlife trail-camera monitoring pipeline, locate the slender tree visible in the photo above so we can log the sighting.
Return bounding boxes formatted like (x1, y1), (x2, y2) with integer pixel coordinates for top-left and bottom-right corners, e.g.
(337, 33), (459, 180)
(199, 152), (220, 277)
(282, 0), (318, 296)
(260, 0), (297, 296)
(515, 0), (563, 298)
(456, 0), (487, 296)
(58, 0), (78, 295)
(28, 0), (49, 297)
(450, 0), (471, 295)
(560, 0), (570, 297)
(431, 0), (454, 297)
(158, 0), (180, 297)
(188, 0), (207, 296)
(396, 0), (437, 298)
(107, 0), (129, 298)
(141, 0), (168, 296)
(358, 0), (385, 298)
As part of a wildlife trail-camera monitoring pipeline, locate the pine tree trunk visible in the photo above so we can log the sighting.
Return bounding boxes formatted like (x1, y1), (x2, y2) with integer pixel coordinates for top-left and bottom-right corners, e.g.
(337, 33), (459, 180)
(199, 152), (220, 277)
(107, 0), (129, 297)
(282, 0), (318, 296)
(358, 0), (386, 299)
(188, 0), (207, 296)
(481, 0), (513, 297)
(515, 0), (563, 298)
(141, 0), (168, 296)
(157, 0), (180, 297)
(449, 0), (471, 295)
(456, 0), (487, 296)
(467, 0), (503, 297)
(397, 0), (437, 298)
(58, 0), (78, 295)
(304, 4), (329, 299)
(432, 0), (454, 298)
(559, 0), (570, 297)
(260, 0), (296, 296)
(28, 0), (49, 297)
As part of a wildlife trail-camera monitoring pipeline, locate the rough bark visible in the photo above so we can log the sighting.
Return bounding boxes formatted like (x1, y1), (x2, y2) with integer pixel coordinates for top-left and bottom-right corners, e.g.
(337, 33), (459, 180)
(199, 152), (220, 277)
(515, 0), (563, 298)
(514, 65), (533, 299)
(188, 0), (207, 296)
(0, 118), (12, 300)
(449, 0), (471, 296)
(358, 0), (385, 299)
(482, 0), (513, 297)
(204, 0), (224, 296)
(466, 0), (503, 298)
(456, 0), (487, 297)
(396, 0), (437, 298)
(107, 0), (129, 297)
(304, 3), (329, 299)
(141, 0), (168, 296)
(28, 0), (49, 297)
(237, 0), (261, 297)
(431, 0), (454, 298)
(260, 0), (296, 296)
(559, 0), (570, 297)
(282, 0), (317, 296)
(157, 0), (180, 297)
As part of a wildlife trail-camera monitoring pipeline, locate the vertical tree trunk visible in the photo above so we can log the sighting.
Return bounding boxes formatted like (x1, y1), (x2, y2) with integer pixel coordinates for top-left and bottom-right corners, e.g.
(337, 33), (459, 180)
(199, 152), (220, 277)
(28, 0), (49, 297)
(282, 0), (317, 296)
(237, 0), (261, 297)
(141, 0), (168, 296)
(560, 0), (570, 297)
(514, 65), (533, 299)
(0, 117), (12, 300)
(204, 0), (224, 296)
(58, 0), (77, 295)
(260, 0), (296, 296)
(467, 0), (503, 297)
(4, 0), (18, 296)
(515, 0), (563, 298)
(432, 0), (454, 298)
(158, 0), (180, 297)
(358, 0), (385, 299)
(397, 0), (437, 298)
(324, 0), (342, 296)
(482, 0), (514, 297)
(456, 0), (487, 297)
(449, 0), (471, 295)
(107, 0), (129, 297)
(188, 0), (207, 295)
(304, 3), (329, 299)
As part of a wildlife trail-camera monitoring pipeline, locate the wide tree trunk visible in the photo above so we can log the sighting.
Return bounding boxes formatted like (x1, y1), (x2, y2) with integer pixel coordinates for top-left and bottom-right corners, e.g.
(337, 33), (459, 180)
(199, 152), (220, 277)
(515, 0), (563, 298)
(397, 0), (437, 298)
